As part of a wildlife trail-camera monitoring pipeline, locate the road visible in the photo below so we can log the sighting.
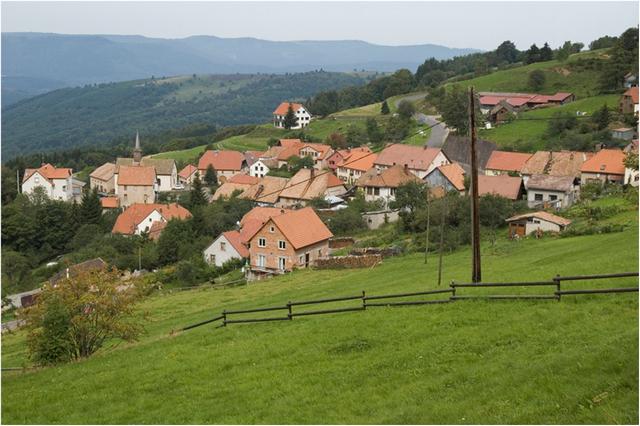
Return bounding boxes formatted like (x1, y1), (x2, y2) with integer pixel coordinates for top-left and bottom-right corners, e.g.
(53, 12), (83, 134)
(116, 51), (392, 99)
(393, 93), (449, 148)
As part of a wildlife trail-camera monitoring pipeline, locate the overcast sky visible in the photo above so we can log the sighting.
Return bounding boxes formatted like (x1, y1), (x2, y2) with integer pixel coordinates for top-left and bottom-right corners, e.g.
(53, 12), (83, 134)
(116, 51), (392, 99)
(2, 1), (638, 50)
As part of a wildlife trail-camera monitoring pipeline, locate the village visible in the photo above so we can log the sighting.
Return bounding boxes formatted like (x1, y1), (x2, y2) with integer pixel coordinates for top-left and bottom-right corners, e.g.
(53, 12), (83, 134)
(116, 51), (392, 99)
(16, 87), (639, 287)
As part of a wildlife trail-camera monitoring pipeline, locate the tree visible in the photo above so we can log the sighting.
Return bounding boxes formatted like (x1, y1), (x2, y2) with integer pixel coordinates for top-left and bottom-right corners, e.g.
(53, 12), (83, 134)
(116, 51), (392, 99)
(80, 187), (102, 225)
(380, 100), (390, 115)
(204, 164), (218, 187)
(390, 181), (429, 230)
(439, 85), (480, 136)
(524, 44), (540, 64)
(365, 118), (384, 146)
(283, 104), (298, 130)
(539, 42), (554, 61)
(385, 115), (411, 142)
(21, 267), (142, 365)
(345, 124), (368, 147)
(189, 174), (208, 208)
(157, 219), (196, 265)
(589, 35), (618, 50)
(555, 41), (573, 61)
(325, 132), (348, 150)
(528, 70), (546, 91)
(495, 40), (520, 64)
(591, 104), (611, 130)
(624, 151), (639, 170)
(287, 155), (315, 173)
(397, 100), (416, 119)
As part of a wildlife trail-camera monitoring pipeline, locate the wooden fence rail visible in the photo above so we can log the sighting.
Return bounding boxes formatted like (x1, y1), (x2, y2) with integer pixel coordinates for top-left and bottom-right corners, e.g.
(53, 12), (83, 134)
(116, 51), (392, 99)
(179, 271), (639, 332)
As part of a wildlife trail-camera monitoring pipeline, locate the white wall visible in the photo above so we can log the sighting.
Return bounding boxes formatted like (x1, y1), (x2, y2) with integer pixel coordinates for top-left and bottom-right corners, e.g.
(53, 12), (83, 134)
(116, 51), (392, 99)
(250, 161), (270, 178)
(22, 173), (73, 201)
(526, 188), (573, 208)
(203, 234), (244, 266)
(135, 210), (164, 235)
(524, 218), (562, 235)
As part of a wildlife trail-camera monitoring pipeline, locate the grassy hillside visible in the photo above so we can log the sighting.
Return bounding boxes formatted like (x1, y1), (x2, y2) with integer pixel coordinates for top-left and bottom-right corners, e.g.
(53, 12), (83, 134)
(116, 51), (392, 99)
(2, 71), (367, 159)
(2, 203), (637, 423)
(479, 94), (620, 149)
(447, 50), (609, 98)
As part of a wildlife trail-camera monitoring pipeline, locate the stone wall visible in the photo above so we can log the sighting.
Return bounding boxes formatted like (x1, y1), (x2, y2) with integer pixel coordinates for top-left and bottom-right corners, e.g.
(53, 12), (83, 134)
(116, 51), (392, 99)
(350, 246), (402, 258)
(315, 254), (382, 269)
(329, 237), (355, 249)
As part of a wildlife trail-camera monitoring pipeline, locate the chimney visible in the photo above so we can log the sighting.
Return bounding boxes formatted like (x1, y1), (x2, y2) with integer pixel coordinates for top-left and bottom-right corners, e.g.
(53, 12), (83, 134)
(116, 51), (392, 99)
(404, 164), (409, 173)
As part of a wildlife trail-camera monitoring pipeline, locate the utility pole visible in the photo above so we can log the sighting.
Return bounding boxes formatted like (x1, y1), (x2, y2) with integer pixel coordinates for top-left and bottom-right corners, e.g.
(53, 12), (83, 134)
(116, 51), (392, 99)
(437, 195), (447, 286)
(469, 87), (482, 283)
(424, 190), (430, 265)
(16, 169), (20, 194)
(138, 247), (142, 272)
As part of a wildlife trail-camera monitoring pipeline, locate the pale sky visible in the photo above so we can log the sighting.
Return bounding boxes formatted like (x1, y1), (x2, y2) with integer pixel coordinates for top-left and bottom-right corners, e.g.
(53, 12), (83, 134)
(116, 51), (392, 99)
(1, 1), (638, 50)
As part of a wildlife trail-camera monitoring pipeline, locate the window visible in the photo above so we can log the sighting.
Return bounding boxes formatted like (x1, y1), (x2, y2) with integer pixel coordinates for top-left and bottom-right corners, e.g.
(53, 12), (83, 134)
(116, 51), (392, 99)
(278, 257), (286, 271)
(318, 249), (322, 256)
(299, 255), (305, 265)
(374, 188), (380, 196)
(549, 195), (558, 201)
(124, 185), (128, 191)
(257, 255), (266, 267)
(209, 254), (216, 264)
(269, 226), (275, 233)
(34, 177), (40, 183)
(258, 237), (266, 247)
(278, 240), (286, 250)
(390, 188), (396, 195)
(534, 193), (543, 201)
(220, 242), (226, 251)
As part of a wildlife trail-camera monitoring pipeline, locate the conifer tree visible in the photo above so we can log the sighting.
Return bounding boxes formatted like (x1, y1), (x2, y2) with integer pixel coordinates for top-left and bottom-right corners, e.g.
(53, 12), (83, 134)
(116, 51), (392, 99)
(204, 164), (218, 187)
(190, 174), (208, 208)
(80, 187), (102, 225)
(283, 104), (298, 129)
(381, 100), (390, 115)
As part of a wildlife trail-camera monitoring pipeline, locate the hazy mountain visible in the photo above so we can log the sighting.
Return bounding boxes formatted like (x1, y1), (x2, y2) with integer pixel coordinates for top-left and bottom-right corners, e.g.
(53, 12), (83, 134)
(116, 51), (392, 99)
(1, 32), (479, 105)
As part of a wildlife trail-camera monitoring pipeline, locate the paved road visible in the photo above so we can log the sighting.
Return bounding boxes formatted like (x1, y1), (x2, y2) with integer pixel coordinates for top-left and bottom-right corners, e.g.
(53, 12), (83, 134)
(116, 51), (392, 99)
(393, 93), (449, 148)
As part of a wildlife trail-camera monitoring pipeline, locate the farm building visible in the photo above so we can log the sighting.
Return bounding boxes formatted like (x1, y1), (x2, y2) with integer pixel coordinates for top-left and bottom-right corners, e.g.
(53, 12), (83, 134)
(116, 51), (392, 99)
(506, 211), (571, 238)
(272, 102), (311, 129)
(424, 162), (466, 194)
(525, 174), (576, 209)
(484, 151), (533, 176)
(580, 149), (626, 185)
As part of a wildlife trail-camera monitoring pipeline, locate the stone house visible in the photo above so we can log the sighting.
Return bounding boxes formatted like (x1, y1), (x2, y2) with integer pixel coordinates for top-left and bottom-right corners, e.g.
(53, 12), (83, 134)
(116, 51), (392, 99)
(580, 149), (626, 185)
(89, 162), (117, 194)
(356, 164), (422, 207)
(506, 211), (571, 238)
(525, 174), (576, 208)
(424, 162), (466, 195)
(115, 165), (157, 207)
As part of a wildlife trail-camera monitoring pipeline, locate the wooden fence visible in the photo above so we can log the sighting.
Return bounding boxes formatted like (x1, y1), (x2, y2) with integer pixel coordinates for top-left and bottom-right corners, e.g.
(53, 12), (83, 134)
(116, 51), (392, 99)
(179, 271), (639, 332)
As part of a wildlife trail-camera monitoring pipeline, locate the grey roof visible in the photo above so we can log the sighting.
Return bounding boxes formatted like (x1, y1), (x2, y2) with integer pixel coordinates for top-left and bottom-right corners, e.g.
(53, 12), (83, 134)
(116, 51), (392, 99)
(49, 258), (108, 285)
(525, 174), (575, 192)
(442, 135), (497, 171)
(117, 157), (176, 175)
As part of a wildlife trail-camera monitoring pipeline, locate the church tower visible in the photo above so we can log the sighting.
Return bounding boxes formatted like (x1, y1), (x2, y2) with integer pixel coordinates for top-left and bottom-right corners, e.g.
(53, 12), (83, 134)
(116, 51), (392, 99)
(133, 131), (142, 164)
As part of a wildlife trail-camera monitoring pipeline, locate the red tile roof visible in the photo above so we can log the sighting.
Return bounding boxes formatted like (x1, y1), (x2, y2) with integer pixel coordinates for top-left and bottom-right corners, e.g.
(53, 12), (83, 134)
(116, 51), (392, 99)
(357, 164), (422, 188)
(273, 102), (304, 115)
(436, 163), (466, 191)
(198, 150), (245, 172)
(375, 144), (447, 171)
(278, 138), (304, 148)
(222, 230), (250, 258)
(23, 163), (72, 182)
(268, 207), (333, 250)
(228, 174), (260, 185)
(112, 203), (191, 235)
(624, 87), (639, 104)
(580, 149), (626, 175)
(240, 207), (287, 226)
(339, 150), (377, 172)
(117, 165), (156, 186)
(90, 162), (116, 181)
(178, 164), (198, 179)
(486, 151), (533, 172)
(477, 175), (523, 200)
(100, 197), (120, 209)
(506, 211), (572, 227)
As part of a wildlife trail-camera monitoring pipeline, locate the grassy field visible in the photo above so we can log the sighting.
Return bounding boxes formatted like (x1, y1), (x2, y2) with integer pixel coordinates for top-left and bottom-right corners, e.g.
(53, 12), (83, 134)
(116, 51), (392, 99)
(2, 201), (637, 424)
(479, 94), (621, 149)
(447, 49), (609, 99)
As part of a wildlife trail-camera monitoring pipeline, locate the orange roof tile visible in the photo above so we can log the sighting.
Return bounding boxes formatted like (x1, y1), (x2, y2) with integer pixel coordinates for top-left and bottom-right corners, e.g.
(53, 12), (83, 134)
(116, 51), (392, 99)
(117, 165), (156, 186)
(100, 197), (120, 209)
(267, 207), (333, 250)
(222, 230), (249, 258)
(178, 164), (198, 179)
(111, 203), (191, 235)
(580, 149), (626, 175)
(23, 163), (72, 182)
(339, 150), (378, 172)
(506, 211), (572, 227)
(477, 175), (523, 200)
(198, 150), (246, 172)
(436, 163), (466, 191)
(240, 207), (288, 226)
(521, 151), (592, 177)
(357, 165), (422, 188)
(228, 174), (260, 185)
(375, 144), (447, 171)
(485, 151), (533, 172)
(212, 182), (252, 200)
(273, 102), (304, 115)
(278, 139), (304, 148)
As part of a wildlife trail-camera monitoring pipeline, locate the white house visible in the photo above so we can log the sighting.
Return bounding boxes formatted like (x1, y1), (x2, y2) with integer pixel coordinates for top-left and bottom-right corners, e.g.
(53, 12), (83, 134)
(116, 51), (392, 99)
(356, 165), (422, 207)
(249, 159), (276, 178)
(112, 203), (191, 236)
(203, 231), (249, 267)
(272, 102), (311, 129)
(525, 174), (576, 209)
(22, 163), (74, 201)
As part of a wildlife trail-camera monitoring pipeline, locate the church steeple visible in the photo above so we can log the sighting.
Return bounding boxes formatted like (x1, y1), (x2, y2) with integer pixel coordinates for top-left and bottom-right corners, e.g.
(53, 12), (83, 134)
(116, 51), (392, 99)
(133, 131), (142, 163)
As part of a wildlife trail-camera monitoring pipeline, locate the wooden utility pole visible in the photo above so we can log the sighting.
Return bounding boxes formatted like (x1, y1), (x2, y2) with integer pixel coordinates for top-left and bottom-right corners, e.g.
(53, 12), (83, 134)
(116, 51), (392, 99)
(424, 191), (430, 265)
(437, 195), (447, 286)
(16, 169), (20, 194)
(469, 87), (482, 283)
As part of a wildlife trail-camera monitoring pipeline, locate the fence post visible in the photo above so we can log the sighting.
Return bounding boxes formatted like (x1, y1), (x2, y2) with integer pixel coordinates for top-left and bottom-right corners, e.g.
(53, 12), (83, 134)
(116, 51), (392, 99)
(362, 290), (366, 310)
(450, 280), (456, 300)
(287, 302), (292, 320)
(222, 310), (227, 327)
(554, 274), (561, 302)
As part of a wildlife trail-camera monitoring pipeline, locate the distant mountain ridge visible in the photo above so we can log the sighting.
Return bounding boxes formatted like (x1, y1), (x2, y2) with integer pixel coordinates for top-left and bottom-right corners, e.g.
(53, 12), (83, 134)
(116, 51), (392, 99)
(1, 32), (479, 104)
